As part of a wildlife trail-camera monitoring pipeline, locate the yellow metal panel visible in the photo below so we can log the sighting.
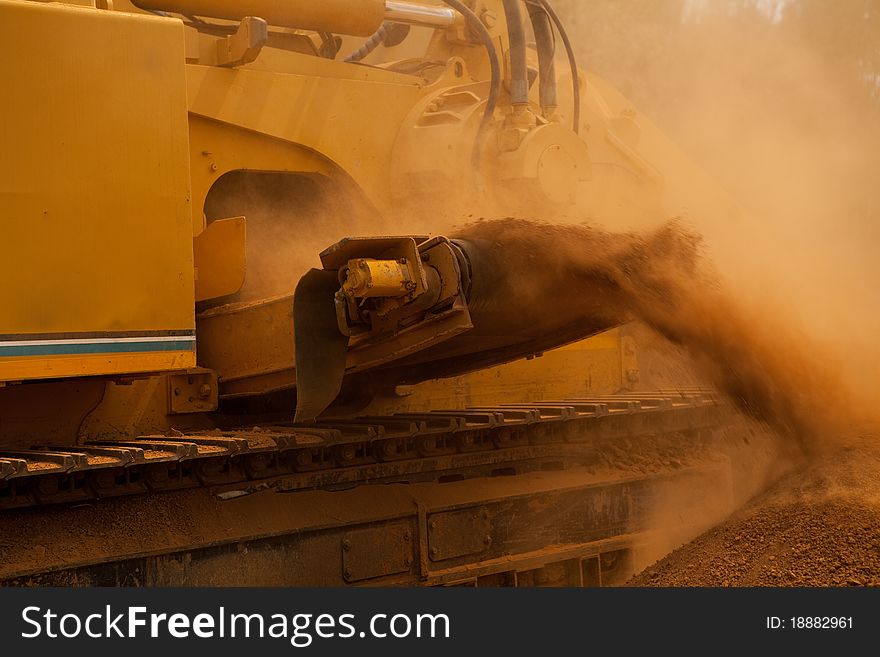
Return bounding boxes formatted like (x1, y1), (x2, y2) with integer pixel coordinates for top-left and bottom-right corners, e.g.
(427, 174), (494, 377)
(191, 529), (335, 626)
(188, 116), (337, 234)
(186, 61), (424, 214)
(193, 216), (247, 301)
(369, 330), (628, 414)
(0, 352), (194, 381)
(0, 1), (195, 379)
(197, 295), (295, 393)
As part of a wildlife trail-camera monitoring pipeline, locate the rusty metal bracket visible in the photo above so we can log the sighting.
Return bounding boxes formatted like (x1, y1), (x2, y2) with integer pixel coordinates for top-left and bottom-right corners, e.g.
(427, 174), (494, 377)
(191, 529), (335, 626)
(216, 16), (268, 68)
(341, 522), (414, 583)
(427, 506), (492, 561)
(168, 368), (218, 415)
(620, 334), (640, 390)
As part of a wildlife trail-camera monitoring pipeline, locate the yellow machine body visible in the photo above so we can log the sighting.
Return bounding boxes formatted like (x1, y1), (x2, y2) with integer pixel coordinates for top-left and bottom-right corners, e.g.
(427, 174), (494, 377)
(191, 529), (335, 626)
(0, 1), (746, 590)
(0, 0), (734, 446)
(0, 0), (196, 382)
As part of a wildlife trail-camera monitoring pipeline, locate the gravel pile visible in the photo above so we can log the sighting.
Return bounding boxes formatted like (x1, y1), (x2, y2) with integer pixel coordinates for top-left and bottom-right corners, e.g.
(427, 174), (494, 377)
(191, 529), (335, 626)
(629, 432), (880, 586)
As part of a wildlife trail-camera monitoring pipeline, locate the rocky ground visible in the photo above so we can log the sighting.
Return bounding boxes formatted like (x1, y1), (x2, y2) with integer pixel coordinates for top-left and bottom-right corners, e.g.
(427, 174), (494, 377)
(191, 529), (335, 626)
(629, 431), (880, 586)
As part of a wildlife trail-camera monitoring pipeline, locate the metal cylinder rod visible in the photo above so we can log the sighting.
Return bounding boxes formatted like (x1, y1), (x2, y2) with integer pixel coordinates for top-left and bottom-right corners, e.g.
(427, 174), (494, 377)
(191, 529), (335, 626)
(384, 1), (458, 28)
(131, 0), (460, 36)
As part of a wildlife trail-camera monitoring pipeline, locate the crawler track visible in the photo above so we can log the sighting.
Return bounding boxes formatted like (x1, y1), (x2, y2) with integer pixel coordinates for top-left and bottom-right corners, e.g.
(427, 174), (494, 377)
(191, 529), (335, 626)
(0, 390), (736, 586)
(0, 390), (720, 510)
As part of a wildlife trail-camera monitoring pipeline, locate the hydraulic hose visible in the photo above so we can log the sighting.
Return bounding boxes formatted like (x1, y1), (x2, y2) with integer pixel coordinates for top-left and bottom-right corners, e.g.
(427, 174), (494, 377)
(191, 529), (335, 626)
(344, 22), (390, 62)
(502, 0), (529, 107)
(525, 0), (557, 114)
(534, 0), (579, 133)
(440, 0), (501, 166)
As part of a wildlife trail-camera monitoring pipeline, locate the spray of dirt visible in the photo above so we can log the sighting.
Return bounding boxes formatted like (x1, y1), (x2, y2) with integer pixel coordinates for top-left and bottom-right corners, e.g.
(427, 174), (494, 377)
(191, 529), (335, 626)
(539, 1), (880, 581)
(456, 217), (858, 454)
(453, 215), (880, 581)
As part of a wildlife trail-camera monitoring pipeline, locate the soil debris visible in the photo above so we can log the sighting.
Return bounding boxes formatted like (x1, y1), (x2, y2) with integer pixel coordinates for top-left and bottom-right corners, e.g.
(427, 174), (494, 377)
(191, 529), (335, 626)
(629, 432), (880, 586)
(456, 218), (851, 454)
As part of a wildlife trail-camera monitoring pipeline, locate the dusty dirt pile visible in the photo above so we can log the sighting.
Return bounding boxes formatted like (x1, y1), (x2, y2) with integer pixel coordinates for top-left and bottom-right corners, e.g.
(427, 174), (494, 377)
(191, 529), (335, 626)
(629, 432), (880, 586)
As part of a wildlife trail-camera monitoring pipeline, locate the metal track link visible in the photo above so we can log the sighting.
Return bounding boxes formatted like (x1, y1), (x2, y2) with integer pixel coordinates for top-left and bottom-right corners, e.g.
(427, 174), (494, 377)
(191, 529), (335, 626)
(0, 391), (721, 510)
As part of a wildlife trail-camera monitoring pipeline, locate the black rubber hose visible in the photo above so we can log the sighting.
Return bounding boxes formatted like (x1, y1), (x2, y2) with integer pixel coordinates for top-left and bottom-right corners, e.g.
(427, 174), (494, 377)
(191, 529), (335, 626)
(502, 0), (529, 107)
(525, 0), (557, 113)
(344, 22), (390, 62)
(440, 0), (502, 167)
(534, 0), (579, 134)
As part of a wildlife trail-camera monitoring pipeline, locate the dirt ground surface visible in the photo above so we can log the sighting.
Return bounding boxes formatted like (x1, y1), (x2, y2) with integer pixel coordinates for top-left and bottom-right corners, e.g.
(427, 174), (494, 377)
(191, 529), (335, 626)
(629, 430), (880, 586)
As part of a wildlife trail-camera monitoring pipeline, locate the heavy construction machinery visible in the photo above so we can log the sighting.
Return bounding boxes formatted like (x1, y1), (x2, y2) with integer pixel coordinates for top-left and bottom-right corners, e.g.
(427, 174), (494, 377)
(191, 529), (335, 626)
(0, 0), (737, 586)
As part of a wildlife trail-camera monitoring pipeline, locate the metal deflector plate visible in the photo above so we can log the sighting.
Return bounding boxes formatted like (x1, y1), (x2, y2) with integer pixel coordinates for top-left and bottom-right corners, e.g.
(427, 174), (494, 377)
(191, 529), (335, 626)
(294, 269), (349, 422)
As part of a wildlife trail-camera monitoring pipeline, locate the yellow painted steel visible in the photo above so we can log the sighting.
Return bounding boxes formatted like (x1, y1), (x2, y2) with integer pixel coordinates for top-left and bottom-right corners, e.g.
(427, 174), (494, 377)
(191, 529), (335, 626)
(192, 216), (246, 301)
(0, 0), (671, 442)
(196, 295), (295, 397)
(0, 351), (196, 382)
(186, 115), (340, 236)
(342, 259), (411, 298)
(185, 59), (424, 221)
(0, 0), (195, 380)
(130, 0), (385, 36)
(369, 329), (633, 414)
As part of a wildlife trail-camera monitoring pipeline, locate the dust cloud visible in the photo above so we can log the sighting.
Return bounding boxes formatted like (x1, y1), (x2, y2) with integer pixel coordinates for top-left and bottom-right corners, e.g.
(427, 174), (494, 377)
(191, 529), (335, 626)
(546, 0), (879, 580)
(452, 215), (865, 578)
(456, 217), (854, 453)
(555, 0), (880, 413)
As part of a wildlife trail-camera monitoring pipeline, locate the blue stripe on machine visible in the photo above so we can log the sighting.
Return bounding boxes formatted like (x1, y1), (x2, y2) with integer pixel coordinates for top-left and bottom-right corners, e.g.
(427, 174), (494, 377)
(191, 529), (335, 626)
(0, 340), (196, 357)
